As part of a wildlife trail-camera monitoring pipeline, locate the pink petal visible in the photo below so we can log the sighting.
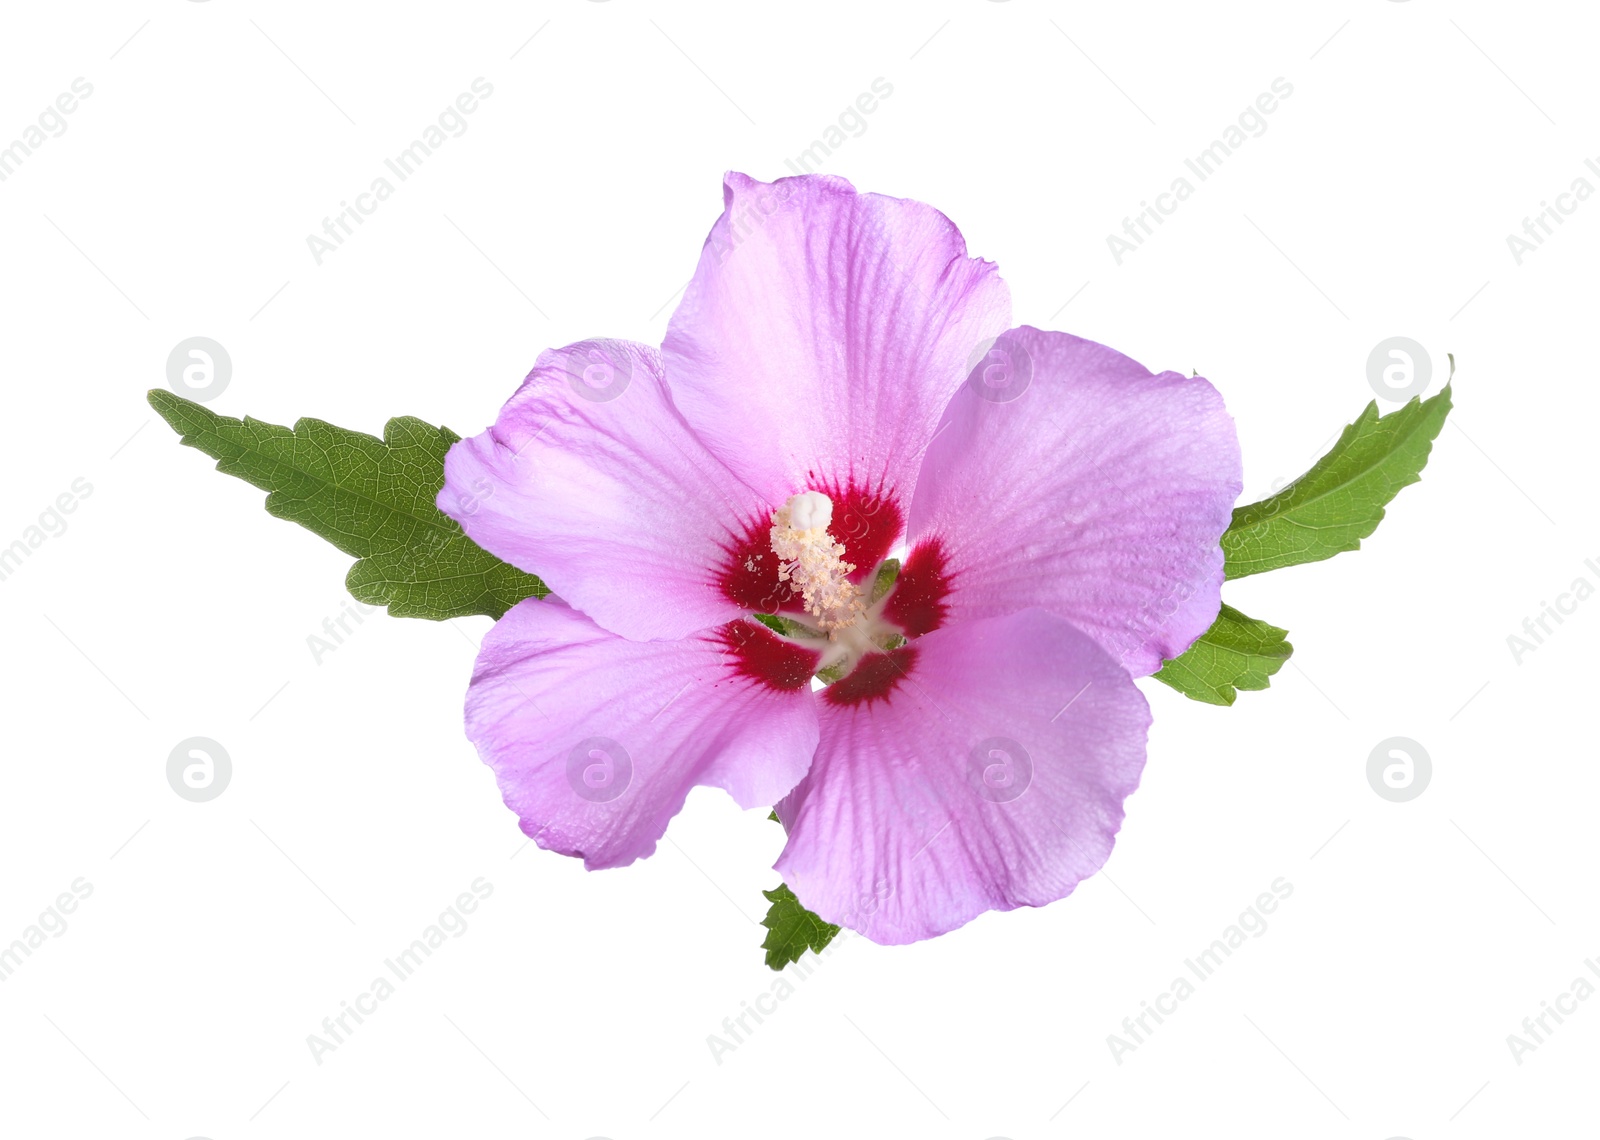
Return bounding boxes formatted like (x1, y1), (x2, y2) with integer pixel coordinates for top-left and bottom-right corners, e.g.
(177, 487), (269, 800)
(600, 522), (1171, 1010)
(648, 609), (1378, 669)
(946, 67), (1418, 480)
(439, 339), (774, 642)
(466, 600), (820, 869)
(774, 609), (1150, 945)
(662, 171), (1010, 514)
(904, 326), (1243, 676)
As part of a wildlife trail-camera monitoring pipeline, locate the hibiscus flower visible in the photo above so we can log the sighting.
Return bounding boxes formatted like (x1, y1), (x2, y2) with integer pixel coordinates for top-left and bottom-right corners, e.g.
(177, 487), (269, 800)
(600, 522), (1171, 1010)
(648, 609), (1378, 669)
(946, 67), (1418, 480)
(439, 172), (1241, 945)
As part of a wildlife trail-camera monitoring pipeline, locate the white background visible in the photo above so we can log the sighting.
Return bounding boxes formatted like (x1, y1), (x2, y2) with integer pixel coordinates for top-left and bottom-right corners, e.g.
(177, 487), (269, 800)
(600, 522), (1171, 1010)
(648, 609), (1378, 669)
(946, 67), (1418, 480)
(0, 1), (1594, 1137)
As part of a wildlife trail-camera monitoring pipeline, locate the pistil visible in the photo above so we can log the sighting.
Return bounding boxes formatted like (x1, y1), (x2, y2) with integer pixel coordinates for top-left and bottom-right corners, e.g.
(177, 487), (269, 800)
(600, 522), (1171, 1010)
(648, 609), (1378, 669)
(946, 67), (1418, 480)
(769, 492), (866, 633)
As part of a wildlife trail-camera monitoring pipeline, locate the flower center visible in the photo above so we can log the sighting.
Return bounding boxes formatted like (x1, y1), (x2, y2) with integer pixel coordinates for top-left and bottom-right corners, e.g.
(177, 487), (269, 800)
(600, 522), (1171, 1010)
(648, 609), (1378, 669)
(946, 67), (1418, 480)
(742, 489), (929, 696)
(769, 492), (866, 632)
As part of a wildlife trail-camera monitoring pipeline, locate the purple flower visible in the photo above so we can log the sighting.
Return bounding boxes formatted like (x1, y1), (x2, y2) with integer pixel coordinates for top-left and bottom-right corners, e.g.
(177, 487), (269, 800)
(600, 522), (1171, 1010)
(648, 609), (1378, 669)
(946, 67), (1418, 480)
(439, 172), (1241, 945)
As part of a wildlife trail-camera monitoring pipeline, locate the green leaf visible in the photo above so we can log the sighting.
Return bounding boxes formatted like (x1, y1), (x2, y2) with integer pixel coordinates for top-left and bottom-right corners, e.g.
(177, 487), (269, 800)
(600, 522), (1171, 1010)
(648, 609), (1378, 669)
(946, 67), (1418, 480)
(760, 884), (839, 970)
(1153, 603), (1292, 706)
(148, 390), (546, 619)
(1222, 384), (1452, 579)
